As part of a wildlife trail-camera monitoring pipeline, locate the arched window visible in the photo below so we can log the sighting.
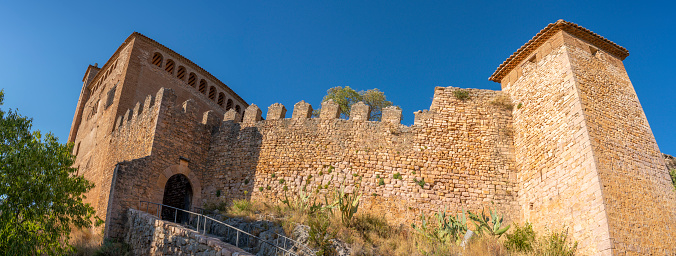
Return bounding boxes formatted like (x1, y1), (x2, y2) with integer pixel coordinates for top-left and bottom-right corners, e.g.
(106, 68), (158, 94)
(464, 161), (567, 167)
(177, 66), (186, 80)
(217, 93), (225, 106)
(198, 79), (207, 94)
(226, 99), (233, 110)
(208, 86), (216, 100)
(235, 105), (241, 114)
(188, 73), (196, 87)
(165, 59), (175, 74)
(152, 53), (163, 67)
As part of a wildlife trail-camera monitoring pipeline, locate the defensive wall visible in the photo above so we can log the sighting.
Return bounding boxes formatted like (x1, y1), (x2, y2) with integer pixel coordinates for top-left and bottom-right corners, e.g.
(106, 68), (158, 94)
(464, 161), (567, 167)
(69, 20), (676, 255)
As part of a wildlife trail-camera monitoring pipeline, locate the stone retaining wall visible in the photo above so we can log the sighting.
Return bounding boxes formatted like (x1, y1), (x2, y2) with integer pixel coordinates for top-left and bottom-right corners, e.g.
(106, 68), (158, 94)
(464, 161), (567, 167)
(125, 208), (251, 256)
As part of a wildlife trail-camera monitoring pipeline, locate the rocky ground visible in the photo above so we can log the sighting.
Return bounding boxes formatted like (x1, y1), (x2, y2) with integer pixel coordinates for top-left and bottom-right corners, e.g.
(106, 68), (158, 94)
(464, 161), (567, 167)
(183, 213), (351, 256)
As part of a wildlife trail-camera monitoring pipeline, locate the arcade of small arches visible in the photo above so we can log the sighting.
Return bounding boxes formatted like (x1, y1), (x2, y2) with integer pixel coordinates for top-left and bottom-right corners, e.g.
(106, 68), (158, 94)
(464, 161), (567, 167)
(151, 52), (242, 115)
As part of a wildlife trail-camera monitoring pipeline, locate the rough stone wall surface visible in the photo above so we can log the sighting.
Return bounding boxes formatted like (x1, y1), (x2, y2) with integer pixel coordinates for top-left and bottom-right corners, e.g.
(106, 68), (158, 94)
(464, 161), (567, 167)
(203, 87), (519, 224)
(105, 88), (217, 239)
(502, 31), (613, 255)
(565, 33), (676, 254)
(125, 208), (251, 256)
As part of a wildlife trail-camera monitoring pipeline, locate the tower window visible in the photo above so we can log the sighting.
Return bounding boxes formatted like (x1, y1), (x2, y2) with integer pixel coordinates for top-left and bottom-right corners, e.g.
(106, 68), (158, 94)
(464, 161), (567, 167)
(105, 84), (117, 109)
(152, 53), (163, 67)
(188, 73), (196, 87)
(177, 66), (186, 80)
(217, 93), (225, 106)
(208, 86), (216, 100)
(235, 105), (241, 114)
(590, 46), (598, 56)
(199, 80), (207, 94)
(165, 59), (175, 74)
(226, 99), (233, 110)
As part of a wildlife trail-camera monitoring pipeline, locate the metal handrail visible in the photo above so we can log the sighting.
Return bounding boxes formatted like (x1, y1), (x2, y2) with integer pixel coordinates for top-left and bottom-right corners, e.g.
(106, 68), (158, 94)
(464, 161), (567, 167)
(138, 200), (314, 256)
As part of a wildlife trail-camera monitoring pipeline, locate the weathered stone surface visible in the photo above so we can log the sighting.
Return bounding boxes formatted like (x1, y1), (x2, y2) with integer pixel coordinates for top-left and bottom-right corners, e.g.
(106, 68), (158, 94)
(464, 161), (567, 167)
(124, 209), (251, 255)
(68, 22), (676, 255)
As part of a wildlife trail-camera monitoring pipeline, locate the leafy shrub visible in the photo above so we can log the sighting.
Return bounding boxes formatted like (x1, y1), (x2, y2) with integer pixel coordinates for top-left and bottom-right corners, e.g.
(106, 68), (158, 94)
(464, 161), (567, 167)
(393, 172), (402, 180)
(517, 103), (523, 109)
(216, 190), (221, 197)
(259, 187), (264, 192)
(328, 165), (334, 174)
(271, 173), (276, 178)
(244, 179), (249, 185)
(378, 179), (385, 186)
(279, 178), (285, 184)
(308, 174), (313, 180)
(413, 178), (425, 188)
(535, 228), (577, 256)
(453, 90), (470, 101)
(93, 239), (131, 256)
(266, 185), (271, 190)
(308, 212), (337, 256)
(504, 222), (536, 252)
(231, 199), (252, 214)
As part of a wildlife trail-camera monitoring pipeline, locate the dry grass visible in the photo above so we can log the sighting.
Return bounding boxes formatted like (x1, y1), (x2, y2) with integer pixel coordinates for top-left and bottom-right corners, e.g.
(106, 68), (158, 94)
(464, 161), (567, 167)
(69, 227), (102, 256)
(490, 94), (514, 111)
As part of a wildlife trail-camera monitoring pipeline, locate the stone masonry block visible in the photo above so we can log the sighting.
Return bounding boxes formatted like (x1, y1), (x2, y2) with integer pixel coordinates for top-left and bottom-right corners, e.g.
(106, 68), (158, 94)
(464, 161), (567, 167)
(320, 99), (340, 119)
(181, 99), (198, 119)
(292, 100), (312, 120)
(132, 102), (142, 119)
(202, 110), (220, 127)
(243, 104), (262, 123)
(223, 109), (241, 122)
(266, 103), (286, 120)
(382, 106), (402, 124)
(155, 87), (177, 109)
(349, 101), (370, 121)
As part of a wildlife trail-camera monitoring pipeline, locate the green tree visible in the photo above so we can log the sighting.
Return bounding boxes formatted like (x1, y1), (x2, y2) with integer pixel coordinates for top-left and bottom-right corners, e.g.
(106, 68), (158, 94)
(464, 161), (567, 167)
(0, 90), (100, 255)
(313, 86), (394, 121)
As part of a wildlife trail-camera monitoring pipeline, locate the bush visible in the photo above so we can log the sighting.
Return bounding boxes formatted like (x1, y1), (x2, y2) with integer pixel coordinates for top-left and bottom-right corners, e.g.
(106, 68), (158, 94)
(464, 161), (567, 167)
(308, 212), (337, 256)
(393, 172), (402, 180)
(535, 228), (577, 256)
(504, 222), (536, 252)
(230, 199), (253, 215)
(490, 94), (514, 111)
(92, 240), (131, 256)
(453, 90), (470, 101)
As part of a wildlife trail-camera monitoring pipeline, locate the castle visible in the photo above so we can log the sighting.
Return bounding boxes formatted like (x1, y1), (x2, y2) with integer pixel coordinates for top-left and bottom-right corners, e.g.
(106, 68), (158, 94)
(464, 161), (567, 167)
(68, 20), (676, 255)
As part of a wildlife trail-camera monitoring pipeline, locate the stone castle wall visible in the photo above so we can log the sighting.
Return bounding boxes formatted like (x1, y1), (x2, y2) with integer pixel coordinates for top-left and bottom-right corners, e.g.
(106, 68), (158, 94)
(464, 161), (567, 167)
(203, 87), (519, 224)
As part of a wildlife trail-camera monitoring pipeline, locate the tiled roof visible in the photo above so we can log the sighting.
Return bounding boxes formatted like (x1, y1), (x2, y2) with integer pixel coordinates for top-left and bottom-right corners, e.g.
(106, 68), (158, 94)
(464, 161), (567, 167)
(489, 20), (629, 82)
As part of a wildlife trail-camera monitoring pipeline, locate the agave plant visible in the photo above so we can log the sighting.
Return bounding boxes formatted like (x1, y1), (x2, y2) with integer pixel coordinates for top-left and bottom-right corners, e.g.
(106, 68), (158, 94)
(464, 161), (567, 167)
(335, 185), (362, 226)
(412, 208), (469, 245)
(467, 205), (510, 238)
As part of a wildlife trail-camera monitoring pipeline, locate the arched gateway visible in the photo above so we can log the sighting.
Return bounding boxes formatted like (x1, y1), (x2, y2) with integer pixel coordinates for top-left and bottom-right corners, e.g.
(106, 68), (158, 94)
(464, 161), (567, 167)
(161, 174), (192, 222)
(154, 164), (202, 223)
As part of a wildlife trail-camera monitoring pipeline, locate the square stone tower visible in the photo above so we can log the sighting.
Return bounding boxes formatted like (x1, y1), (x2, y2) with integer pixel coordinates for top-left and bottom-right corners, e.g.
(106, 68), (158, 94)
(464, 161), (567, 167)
(491, 20), (676, 255)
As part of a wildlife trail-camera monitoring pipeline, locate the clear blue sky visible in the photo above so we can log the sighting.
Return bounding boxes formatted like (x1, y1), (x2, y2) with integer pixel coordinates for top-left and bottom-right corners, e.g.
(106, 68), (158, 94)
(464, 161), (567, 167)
(1, 1), (675, 154)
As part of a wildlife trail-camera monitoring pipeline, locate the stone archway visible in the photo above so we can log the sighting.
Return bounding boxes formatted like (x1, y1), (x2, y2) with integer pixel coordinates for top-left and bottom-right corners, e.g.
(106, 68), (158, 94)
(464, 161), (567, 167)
(154, 164), (202, 222)
(161, 174), (192, 222)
